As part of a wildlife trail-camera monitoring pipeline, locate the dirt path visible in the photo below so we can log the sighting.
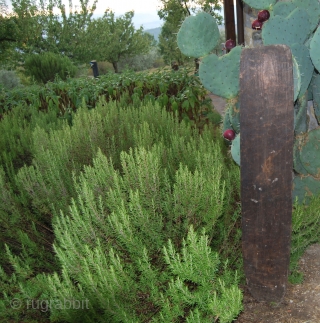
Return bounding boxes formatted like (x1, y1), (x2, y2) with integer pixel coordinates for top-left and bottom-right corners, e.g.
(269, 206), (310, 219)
(207, 93), (227, 115)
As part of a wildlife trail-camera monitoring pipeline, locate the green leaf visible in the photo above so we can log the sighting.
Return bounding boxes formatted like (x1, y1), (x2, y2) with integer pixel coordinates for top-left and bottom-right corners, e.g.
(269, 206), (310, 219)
(182, 100), (190, 110)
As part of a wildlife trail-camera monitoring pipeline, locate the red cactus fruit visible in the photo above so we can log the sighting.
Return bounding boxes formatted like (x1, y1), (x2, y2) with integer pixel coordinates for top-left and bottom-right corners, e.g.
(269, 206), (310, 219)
(258, 10), (270, 22)
(223, 129), (236, 141)
(252, 19), (263, 30)
(225, 39), (236, 50)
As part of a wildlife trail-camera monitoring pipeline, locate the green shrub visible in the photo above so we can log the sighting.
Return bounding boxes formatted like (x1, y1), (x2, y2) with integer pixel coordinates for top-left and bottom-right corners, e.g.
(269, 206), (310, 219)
(0, 99), (243, 322)
(289, 196), (320, 283)
(118, 48), (164, 72)
(97, 61), (114, 75)
(24, 52), (77, 84)
(153, 57), (166, 68)
(0, 68), (210, 129)
(0, 70), (21, 89)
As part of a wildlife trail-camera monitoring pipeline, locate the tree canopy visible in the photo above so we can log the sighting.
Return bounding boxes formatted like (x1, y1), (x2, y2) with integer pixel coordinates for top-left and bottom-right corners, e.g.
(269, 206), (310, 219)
(84, 10), (153, 73)
(0, 0), (153, 72)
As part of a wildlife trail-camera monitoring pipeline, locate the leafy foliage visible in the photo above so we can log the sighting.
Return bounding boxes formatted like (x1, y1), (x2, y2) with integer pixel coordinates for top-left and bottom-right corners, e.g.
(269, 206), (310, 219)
(0, 91), (243, 322)
(7, 0), (98, 64)
(118, 47), (164, 72)
(0, 67), (211, 128)
(0, 1), (19, 63)
(24, 52), (77, 83)
(289, 196), (320, 283)
(84, 10), (153, 73)
(0, 70), (21, 89)
(157, 0), (223, 65)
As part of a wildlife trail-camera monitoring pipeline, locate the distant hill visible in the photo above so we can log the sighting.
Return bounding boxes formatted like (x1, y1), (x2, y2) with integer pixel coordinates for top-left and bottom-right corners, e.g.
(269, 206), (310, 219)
(145, 27), (162, 43)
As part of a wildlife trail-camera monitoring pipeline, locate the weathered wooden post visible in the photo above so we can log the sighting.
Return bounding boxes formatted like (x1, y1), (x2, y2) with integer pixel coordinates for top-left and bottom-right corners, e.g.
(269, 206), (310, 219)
(224, 0), (236, 50)
(236, 0), (245, 45)
(240, 44), (294, 302)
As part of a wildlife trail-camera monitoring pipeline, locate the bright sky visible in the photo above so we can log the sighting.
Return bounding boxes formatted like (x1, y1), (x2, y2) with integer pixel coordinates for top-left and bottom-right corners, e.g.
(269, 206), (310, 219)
(95, 0), (162, 15)
(71, 0), (163, 29)
(97, 0), (163, 29)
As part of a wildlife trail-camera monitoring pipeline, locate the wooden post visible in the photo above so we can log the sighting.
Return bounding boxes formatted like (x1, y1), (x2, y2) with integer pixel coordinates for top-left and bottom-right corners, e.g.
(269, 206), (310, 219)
(224, 0), (236, 49)
(240, 45), (294, 302)
(236, 0), (245, 45)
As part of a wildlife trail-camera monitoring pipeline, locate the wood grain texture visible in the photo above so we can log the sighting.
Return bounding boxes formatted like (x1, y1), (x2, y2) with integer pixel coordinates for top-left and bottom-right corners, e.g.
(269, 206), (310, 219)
(236, 0), (244, 45)
(240, 45), (294, 302)
(224, 0), (236, 49)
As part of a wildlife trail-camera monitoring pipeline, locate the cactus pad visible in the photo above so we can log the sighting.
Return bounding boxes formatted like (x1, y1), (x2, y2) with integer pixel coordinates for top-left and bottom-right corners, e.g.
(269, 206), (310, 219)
(242, 0), (276, 10)
(293, 0), (320, 34)
(292, 56), (301, 102)
(273, 0), (320, 34)
(177, 12), (220, 58)
(272, 1), (296, 17)
(199, 46), (242, 99)
(294, 92), (308, 135)
(228, 100), (240, 133)
(292, 174), (320, 204)
(299, 128), (320, 177)
(293, 136), (308, 175)
(222, 110), (233, 133)
(312, 73), (320, 123)
(231, 134), (240, 166)
(262, 8), (311, 47)
(291, 44), (314, 98)
(310, 25), (320, 73)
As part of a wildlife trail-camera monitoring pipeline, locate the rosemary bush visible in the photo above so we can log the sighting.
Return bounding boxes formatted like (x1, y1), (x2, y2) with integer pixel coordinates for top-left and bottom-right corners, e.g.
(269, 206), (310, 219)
(0, 70), (21, 90)
(24, 52), (77, 84)
(0, 99), (243, 322)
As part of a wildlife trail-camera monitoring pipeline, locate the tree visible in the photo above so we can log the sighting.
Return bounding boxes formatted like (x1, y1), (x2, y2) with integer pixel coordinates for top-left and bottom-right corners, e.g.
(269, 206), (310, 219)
(158, 0), (186, 65)
(84, 10), (153, 73)
(0, 0), (98, 65)
(0, 1), (20, 63)
(51, 0), (98, 62)
(158, 0), (223, 65)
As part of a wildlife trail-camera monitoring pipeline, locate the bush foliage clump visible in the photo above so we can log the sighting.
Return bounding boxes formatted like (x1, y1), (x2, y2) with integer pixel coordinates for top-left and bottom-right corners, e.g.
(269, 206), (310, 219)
(24, 52), (77, 84)
(0, 96), (243, 322)
(0, 70), (21, 89)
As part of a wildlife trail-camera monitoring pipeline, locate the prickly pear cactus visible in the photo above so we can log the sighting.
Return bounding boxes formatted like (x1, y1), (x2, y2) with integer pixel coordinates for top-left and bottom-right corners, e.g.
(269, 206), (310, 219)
(199, 47), (242, 99)
(177, 12), (220, 58)
(176, 0), (320, 204)
(244, 0), (276, 10)
(231, 134), (240, 166)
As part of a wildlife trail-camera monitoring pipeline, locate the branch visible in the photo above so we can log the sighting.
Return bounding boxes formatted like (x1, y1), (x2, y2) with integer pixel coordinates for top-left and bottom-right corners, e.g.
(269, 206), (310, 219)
(181, 0), (191, 16)
(0, 37), (16, 43)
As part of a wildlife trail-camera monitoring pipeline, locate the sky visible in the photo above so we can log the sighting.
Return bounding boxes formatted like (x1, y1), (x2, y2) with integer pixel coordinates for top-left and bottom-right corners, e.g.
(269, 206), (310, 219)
(94, 0), (163, 29)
